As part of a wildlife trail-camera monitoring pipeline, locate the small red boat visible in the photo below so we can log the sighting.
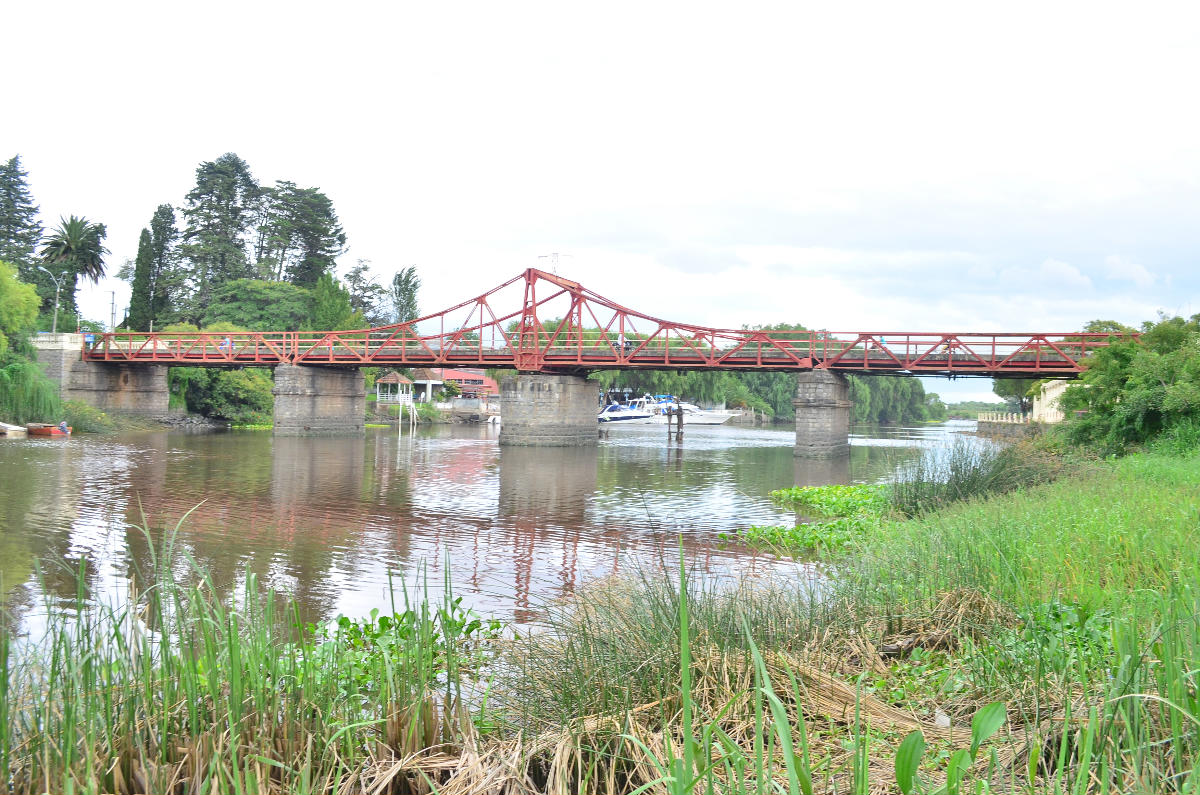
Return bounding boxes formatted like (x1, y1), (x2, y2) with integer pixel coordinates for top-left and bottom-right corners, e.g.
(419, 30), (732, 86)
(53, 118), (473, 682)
(26, 423), (71, 437)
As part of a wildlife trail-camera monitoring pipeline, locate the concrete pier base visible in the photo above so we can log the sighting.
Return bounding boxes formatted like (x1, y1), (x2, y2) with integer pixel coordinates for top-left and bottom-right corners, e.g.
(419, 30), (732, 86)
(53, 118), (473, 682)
(793, 370), (852, 458)
(272, 364), (365, 436)
(499, 373), (597, 447)
(33, 333), (169, 415)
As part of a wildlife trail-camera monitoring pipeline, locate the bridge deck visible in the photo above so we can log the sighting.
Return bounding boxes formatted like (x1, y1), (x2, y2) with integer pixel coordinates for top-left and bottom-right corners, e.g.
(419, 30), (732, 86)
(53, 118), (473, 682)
(81, 269), (1127, 376)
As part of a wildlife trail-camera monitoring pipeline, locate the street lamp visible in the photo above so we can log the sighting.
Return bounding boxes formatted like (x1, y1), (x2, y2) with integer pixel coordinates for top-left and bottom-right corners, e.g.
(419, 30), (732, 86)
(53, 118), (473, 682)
(35, 266), (66, 334)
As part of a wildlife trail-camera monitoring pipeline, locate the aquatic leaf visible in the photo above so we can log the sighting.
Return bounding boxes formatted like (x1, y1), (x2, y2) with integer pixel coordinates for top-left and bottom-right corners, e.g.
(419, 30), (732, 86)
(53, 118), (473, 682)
(894, 730), (926, 795)
(969, 702), (1007, 758)
(944, 748), (971, 795)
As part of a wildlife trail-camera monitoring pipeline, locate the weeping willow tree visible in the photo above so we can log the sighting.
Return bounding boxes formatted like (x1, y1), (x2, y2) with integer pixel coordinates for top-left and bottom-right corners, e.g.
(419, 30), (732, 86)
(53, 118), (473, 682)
(0, 360), (61, 423)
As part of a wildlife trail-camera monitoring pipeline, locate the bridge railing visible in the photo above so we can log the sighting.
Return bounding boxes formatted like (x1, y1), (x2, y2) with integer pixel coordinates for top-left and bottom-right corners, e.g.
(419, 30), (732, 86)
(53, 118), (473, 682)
(85, 331), (297, 364)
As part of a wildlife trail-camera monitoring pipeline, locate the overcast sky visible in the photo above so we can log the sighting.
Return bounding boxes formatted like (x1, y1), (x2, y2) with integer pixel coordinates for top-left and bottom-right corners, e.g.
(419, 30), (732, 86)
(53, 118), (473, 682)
(5, 2), (1198, 402)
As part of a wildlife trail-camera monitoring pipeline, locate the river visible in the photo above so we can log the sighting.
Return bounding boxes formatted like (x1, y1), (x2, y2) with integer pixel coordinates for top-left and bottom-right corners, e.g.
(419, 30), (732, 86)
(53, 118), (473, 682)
(0, 420), (978, 627)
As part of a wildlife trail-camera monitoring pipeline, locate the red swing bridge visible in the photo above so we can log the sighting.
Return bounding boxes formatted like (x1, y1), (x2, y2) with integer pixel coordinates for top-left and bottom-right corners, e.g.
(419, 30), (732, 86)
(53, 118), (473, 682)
(82, 268), (1121, 377)
(55, 268), (1128, 451)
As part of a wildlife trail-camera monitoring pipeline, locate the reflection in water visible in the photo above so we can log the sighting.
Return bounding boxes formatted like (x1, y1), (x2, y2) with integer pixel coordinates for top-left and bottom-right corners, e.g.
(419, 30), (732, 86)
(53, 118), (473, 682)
(0, 420), (978, 627)
(499, 446), (597, 621)
(794, 456), (850, 488)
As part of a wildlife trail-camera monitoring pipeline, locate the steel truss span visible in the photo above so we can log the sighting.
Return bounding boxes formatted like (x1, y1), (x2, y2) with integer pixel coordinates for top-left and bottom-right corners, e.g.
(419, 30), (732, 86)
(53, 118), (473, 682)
(82, 268), (1129, 377)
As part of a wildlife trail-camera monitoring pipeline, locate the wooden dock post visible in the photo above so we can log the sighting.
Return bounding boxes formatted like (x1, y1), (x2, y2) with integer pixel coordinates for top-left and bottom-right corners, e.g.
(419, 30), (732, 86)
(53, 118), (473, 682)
(666, 405), (684, 441)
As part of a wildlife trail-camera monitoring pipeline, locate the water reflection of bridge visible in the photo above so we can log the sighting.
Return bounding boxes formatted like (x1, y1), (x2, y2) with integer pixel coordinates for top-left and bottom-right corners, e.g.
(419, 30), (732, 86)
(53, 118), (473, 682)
(2, 427), (893, 628)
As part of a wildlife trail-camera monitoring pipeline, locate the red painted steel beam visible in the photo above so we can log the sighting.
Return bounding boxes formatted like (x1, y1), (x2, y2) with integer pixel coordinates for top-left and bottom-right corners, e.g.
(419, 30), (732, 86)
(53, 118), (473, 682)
(81, 269), (1134, 376)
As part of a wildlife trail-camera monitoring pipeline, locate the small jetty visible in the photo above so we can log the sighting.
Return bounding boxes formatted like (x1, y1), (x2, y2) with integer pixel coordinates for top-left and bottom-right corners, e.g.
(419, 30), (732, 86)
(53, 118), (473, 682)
(0, 422), (27, 438)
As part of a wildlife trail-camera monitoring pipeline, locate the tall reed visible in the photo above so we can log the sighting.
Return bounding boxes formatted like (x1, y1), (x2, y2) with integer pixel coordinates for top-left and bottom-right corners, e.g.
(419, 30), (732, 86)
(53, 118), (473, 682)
(889, 437), (1066, 516)
(1, 526), (492, 794)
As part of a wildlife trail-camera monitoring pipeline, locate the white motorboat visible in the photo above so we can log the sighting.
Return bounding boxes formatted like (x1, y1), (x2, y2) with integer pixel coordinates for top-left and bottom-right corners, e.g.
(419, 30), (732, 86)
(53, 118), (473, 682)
(597, 399), (656, 424)
(649, 398), (737, 425)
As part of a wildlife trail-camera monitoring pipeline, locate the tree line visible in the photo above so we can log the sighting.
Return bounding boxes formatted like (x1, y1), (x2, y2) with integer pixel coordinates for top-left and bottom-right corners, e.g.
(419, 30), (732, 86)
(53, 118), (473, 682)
(1, 152), (422, 335)
(0, 152), (423, 423)
(118, 153), (418, 331)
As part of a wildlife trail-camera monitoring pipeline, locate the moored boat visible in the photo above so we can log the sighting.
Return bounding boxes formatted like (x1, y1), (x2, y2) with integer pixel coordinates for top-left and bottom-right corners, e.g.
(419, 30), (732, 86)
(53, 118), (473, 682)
(597, 398), (655, 424)
(26, 423), (71, 437)
(648, 397), (737, 425)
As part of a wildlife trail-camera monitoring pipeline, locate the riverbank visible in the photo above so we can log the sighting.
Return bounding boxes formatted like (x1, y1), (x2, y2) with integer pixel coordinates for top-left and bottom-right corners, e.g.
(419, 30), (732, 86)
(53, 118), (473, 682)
(4, 449), (1197, 792)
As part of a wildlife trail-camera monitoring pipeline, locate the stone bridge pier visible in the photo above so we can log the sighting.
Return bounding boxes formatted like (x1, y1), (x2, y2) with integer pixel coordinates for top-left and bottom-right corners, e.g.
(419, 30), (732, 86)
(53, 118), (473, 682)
(499, 373), (597, 446)
(793, 370), (853, 458)
(272, 364), (365, 436)
(33, 333), (169, 416)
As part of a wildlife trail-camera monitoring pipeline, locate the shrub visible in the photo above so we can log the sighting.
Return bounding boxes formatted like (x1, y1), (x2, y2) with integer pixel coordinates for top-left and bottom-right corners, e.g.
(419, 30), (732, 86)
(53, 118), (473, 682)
(63, 400), (115, 433)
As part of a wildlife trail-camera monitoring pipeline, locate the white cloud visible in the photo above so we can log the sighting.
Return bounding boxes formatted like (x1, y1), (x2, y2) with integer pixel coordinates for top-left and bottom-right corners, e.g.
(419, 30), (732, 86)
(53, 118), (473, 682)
(997, 259), (1092, 292)
(1104, 255), (1156, 289)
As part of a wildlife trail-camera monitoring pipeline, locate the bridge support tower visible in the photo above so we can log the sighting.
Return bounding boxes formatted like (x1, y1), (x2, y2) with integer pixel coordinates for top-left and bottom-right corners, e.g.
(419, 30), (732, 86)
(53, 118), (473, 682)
(499, 373), (597, 447)
(273, 364), (365, 436)
(33, 333), (169, 416)
(793, 370), (852, 458)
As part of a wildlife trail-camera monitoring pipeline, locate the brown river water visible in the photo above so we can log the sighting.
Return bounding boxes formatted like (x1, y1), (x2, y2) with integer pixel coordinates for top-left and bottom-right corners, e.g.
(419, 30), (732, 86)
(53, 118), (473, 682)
(0, 420), (978, 628)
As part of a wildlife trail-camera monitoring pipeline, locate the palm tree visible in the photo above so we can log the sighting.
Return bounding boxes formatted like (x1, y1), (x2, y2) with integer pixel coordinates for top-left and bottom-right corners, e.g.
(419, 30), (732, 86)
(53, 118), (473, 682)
(41, 215), (109, 283)
(38, 216), (108, 318)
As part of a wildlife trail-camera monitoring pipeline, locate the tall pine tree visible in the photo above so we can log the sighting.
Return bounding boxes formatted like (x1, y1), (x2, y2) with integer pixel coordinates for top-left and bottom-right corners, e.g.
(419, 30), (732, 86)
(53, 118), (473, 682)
(0, 155), (44, 283)
(251, 181), (345, 286)
(180, 154), (260, 323)
(126, 229), (154, 330)
(147, 204), (179, 326)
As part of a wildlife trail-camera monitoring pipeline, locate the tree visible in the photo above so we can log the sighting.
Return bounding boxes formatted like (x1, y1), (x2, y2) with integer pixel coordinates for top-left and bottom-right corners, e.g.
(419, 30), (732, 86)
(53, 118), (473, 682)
(147, 204), (180, 325)
(343, 259), (389, 325)
(0, 261), (39, 358)
(126, 229), (154, 330)
(309, 273), (362, 330)
(992, 378), (1039, 413)
(39, 215), (109, 316)
(120, 206), (183, 329)
(180, 153), (261, 322)
(390, 266), (420, 323)
(252, 182), (345, 286)
(1062, 314), (1200, 452)
(202, 279), (313, 330)
(0, 156), (42, 275)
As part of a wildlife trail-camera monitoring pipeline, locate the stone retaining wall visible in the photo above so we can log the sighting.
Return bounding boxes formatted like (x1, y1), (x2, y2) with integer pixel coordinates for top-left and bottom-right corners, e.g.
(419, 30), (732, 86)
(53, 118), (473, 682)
(976, 419), (1042, 441)
(33, 333), (169, 416)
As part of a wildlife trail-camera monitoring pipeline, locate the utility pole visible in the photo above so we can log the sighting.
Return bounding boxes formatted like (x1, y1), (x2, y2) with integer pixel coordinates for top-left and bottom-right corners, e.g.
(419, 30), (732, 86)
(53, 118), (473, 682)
(538, 252), (572, 275)
(110, 291), (116, 331)
(35, 266), (66, 334)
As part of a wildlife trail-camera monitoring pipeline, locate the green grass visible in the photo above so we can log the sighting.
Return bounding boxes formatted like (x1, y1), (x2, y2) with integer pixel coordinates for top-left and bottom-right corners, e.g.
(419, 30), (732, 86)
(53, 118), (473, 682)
(831, 451), (1200, 791)
(844, 452), (1200, 610)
